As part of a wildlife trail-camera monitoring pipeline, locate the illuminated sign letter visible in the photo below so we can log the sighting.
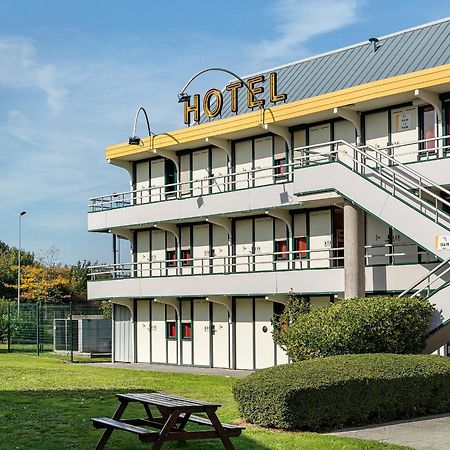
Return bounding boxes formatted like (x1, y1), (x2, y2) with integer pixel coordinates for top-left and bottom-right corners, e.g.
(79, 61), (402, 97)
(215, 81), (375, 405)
(183, 94), (200, 125)
(247, 75), (265, 109)
(225, 80), (243, 113)
(269, 72), (287, 103)
(203, 88), (223, 118)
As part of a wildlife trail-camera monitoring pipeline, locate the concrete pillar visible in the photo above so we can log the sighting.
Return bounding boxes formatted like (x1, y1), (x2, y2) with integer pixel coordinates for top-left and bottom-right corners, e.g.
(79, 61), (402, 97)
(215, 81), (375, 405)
(344, 202), (365, 298)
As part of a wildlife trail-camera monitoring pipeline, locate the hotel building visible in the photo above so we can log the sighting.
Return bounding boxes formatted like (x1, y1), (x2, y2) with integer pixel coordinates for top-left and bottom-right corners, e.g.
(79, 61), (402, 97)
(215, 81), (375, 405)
(88, 18), (450, 367)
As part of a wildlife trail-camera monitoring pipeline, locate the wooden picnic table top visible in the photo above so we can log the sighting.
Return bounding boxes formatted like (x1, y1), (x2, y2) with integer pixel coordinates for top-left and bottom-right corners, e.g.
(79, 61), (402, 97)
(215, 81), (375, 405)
(117, 392), (222, 410)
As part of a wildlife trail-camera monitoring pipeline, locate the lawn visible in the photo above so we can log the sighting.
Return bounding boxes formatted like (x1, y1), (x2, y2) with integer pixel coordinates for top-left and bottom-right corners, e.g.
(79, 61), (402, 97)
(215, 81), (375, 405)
(0, 351), (410, 450)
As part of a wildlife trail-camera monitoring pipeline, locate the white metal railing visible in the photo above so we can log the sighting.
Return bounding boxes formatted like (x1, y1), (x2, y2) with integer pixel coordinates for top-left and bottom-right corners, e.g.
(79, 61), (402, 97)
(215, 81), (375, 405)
(398, 255), (450, 298)
(89, 161), (293, 212)
(295, 138), (450, 228)
(373, 135), (450, 161)
(88, 243), (435, 280)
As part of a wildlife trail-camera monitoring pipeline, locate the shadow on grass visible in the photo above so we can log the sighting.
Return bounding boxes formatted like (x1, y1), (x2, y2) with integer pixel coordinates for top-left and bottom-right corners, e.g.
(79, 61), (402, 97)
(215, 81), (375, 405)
(0, 389), (270, 450)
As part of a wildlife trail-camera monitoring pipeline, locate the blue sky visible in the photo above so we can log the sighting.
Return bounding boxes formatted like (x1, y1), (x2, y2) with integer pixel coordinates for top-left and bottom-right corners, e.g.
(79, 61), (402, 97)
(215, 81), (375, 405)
(0, 0), (449, 265)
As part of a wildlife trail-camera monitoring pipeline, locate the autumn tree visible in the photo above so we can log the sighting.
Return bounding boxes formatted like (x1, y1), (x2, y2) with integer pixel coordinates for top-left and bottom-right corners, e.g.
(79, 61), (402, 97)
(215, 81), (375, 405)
(0, 240), (35, 299)
(9, 264), (71, 303)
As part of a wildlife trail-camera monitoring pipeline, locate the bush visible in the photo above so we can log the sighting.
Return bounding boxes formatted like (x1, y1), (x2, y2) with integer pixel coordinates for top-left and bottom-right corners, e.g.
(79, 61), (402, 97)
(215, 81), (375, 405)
(233, 354), (450, 431)
(273, 296), (434, 361)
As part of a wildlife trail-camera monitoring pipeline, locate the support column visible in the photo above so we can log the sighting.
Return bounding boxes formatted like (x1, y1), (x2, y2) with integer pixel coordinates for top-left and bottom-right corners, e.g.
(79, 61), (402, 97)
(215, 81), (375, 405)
(344, 202), (365, 298)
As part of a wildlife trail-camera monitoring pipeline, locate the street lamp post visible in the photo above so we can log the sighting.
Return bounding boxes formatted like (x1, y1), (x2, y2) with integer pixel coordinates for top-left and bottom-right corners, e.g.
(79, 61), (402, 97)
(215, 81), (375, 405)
(17, 211), (27, 314)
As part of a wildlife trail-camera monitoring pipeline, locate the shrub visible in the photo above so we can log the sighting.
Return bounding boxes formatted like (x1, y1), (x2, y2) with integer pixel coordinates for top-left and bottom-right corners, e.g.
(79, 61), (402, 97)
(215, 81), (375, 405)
(273, 296), (434, 361)
(233, 353), (450, 431)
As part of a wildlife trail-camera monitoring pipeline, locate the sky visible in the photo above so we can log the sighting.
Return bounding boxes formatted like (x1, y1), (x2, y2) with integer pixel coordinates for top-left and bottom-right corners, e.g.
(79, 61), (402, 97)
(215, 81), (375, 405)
(0, 0), (450, 265)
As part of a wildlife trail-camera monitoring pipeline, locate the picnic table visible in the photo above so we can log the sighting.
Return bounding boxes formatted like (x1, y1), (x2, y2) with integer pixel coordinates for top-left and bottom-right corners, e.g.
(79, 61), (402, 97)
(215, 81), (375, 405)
(92, 392), (244, 449)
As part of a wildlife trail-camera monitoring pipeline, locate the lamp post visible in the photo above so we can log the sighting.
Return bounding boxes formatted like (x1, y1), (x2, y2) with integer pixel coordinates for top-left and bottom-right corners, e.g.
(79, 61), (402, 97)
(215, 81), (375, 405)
(128, 106), (154, 146)
(17, 211), (27, 314)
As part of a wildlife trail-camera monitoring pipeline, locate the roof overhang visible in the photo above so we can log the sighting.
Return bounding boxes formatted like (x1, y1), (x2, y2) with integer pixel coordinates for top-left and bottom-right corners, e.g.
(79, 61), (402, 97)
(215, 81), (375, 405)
(106, 64), (450, 163)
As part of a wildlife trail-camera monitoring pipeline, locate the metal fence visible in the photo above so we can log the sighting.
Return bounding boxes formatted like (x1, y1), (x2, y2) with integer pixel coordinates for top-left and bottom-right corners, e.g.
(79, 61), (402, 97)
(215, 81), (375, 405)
(0, 302), (112, 362)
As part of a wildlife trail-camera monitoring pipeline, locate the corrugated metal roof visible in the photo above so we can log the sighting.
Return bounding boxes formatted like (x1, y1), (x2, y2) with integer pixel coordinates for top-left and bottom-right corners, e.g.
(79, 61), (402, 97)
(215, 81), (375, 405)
(199, 17), (450, 123)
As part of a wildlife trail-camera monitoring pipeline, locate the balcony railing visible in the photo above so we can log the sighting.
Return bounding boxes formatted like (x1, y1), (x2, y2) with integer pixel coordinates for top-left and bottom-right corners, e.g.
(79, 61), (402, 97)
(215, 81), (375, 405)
(89, 161), (294, 212)
(88, 243), (435, 280)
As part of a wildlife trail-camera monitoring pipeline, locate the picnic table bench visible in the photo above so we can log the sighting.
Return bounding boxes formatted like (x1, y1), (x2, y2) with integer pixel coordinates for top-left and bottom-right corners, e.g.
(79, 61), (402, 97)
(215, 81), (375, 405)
(92, 392), (244, 449)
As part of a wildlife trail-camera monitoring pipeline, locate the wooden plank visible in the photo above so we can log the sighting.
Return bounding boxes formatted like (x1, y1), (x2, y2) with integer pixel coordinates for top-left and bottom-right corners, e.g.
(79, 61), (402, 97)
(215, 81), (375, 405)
(93, 399), (128, 450)
(117, 392), (221, 408)
(178, 413), (244, 430)
(164, 429), (242, 440)
(92, 418), (158, 438)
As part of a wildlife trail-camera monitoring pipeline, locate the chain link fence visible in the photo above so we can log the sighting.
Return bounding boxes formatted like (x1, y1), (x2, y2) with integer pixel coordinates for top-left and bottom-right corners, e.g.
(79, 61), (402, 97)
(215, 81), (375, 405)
(0, 302), (112, 362)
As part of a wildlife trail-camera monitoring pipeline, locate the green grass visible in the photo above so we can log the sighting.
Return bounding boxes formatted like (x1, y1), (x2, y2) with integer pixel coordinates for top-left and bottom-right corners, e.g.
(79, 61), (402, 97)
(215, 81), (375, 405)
(0, 350), (410, 449)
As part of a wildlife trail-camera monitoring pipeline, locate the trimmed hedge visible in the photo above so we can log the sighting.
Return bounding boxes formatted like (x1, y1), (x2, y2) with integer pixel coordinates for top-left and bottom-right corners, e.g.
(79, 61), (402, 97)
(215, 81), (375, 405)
(273, 296), (434, 361)
(232, 354), (450, 431)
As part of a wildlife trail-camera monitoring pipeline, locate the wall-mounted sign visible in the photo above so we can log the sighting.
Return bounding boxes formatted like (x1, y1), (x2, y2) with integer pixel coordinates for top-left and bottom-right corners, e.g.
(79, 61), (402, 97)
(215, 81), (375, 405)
(181, 71), (287, 125)
(436, 234), (450, 251)
(394, 112), (411, 131)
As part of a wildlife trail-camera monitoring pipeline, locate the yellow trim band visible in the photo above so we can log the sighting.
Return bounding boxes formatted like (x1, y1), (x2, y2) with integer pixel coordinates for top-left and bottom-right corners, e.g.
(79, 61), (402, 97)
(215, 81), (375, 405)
(107, 64), (450, 160)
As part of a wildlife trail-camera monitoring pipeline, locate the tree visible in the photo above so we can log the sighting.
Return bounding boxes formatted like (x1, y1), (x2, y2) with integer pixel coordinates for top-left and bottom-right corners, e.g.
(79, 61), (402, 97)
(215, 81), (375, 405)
(10, 264), (71, 303)
(68, 260), (91, 302)
(0, 240), (35, 299)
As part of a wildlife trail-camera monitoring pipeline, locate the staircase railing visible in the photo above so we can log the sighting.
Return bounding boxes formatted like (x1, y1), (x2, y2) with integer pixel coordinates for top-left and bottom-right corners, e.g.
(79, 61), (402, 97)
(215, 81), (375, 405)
(295, 139), (450, 229)
(398, 256), (450, 298)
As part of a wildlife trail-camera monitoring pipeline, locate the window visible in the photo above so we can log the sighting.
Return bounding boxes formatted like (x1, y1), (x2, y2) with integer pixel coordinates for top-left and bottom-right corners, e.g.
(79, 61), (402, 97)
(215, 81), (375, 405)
(166, 321), (177, 339)
(165, 160), (177, 195)
(275, 240), (288, 260)
(419, 106), (436, 158)
(166, 250), (177, 267)
(181, 249), (192, 266)
(294, 236), (307, 259)
(182, 322), (192, 339)
(274, 157), (287, 181)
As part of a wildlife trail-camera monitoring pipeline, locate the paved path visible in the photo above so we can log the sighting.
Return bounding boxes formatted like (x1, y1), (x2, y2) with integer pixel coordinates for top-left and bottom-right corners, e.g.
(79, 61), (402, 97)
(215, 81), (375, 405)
(329, 414), (450, 450)
(86, 361), (252, 377)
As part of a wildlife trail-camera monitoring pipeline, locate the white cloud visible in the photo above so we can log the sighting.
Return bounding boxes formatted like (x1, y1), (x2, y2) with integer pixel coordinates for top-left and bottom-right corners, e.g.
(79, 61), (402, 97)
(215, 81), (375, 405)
(0, 38), (68, 113)
(251, 0), (362, 65)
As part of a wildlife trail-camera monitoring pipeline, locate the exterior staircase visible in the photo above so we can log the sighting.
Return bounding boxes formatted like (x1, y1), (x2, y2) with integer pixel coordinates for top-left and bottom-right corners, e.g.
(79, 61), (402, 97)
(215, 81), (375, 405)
(294, 139), (450, 353)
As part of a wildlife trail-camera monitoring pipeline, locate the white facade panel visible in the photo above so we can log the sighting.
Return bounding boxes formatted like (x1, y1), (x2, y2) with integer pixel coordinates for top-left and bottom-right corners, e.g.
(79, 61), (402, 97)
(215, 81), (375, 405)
(136, 301), (150, 363)
(136, 161), (150, 204)
(235, 299), (253, 370)
(309, 123), (331, 155)
(365, 111), (389, 148)
(309, 210), (331, 268)
(255, 298), (274, 369)
(334, 119), (356, 167)
(293, 129), (306, 162)
(150, 301), (166, 363)
(254, 217), (273, 271)
(212, 303), (229, 368)
(234, 140), (253, 190)
(212, 225), (228, 273)
(193, 224), (210, 275)
(180, 153), (191, 197)
(211, 147), (228, 193)
(192, 149), (209, 196)
(150, 159), (165, 202)
(151, 230), (166, 277)
(235, 219), (253, 273)
(193, 300), (210, 366)
(137, 230), (150, 277)
(254, 136), (272, 187)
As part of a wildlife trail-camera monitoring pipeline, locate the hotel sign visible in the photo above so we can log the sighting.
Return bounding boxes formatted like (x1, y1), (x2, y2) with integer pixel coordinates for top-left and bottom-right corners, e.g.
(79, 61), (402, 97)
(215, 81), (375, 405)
(181, 72), (287, 125)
